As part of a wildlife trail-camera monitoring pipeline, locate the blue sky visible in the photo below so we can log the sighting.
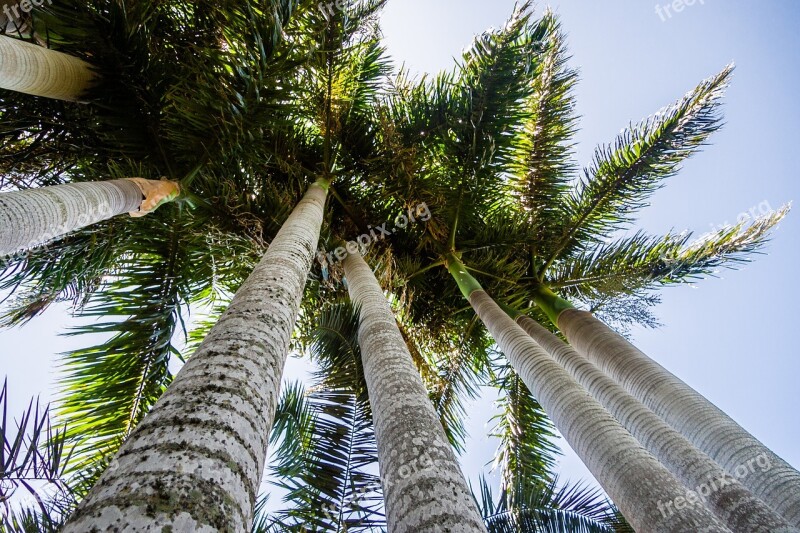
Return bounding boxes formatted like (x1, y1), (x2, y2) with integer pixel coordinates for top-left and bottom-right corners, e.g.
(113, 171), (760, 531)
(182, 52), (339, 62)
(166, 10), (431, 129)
(2, 0), (798, 513)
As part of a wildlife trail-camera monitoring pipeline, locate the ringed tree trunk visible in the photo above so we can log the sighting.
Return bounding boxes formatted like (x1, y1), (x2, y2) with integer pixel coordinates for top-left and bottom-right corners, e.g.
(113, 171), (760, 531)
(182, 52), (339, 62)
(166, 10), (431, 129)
(0, 35), (95, 101)
(342, 249), (487, 533)
(512, 311), (796, 532)
(536, 287), (800, 528)
(61, 179), (330, 532)
(0, 178), (180, 259)
(447, 258), (729, 533)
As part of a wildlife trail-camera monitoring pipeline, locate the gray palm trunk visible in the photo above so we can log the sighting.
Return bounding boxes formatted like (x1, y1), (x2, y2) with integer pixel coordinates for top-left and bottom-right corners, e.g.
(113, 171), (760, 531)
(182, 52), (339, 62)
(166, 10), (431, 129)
(0, 35), (95, 101)
(0, 179), (175, 259)
(61, 180), (329, 532)
(558, 308), (800, 527)
(342, 250), (487, 533)
(515, 314), (797, 532)
(458, 284), (729, 532)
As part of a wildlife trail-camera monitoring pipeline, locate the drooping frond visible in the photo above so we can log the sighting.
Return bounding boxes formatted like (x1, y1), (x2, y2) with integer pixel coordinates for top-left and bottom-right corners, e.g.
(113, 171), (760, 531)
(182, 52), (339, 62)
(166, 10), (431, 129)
(53, 222), (187, 483)
(477, 476), (632, 533)
(540, 64), (733, 276)
(266, 382), (384, 532)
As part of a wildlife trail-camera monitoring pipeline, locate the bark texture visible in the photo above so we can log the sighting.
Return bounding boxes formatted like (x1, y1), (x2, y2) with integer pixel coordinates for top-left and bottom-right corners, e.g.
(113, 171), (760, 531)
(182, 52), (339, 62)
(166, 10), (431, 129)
(0, 179), (143, 258)
(468, 291), (729, 533)
(61, 181), (328, 532)
(343, 251), (486, 533)
(0, 35), (95, 101)
(558, 308), (800, 527)
(517, 314), (797, 533)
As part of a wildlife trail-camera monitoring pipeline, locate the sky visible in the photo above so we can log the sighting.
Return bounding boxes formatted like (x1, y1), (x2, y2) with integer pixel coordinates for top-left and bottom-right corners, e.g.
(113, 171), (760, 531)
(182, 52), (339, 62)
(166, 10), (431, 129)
(2, 0), (799, 518)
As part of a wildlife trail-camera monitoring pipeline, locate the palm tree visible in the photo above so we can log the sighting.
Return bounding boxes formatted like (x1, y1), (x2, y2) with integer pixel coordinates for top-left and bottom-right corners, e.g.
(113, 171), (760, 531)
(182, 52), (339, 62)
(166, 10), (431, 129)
(0, 35), (95, 101)
(550, 299), (800, 527)
(445, 256), (729, 533)
(348, 4), (794, 527)
(0, 178), (180, 257)
(60, 178), (329, 532)
(3, 2), (795, 530)
(342, 249), (486, 532)
(510, 308), (794, 531)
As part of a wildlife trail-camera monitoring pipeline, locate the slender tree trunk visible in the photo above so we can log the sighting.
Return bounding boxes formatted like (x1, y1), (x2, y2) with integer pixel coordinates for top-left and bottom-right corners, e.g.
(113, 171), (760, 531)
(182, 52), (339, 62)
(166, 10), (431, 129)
(515, 313), (796, 532)
(342, 250), (486, 533)
(447, 260), (729, 532)
(0, 35), (95, 101)
(61, 179), (329, 532)
(0, 178), (180, 258)
(557, 307), (800, 527)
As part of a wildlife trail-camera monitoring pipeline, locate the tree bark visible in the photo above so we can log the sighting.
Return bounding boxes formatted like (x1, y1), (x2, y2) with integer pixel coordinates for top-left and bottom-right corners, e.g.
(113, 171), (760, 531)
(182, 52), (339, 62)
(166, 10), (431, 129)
(0, 35), (95, 101)
(558, 308), (800, 528)
(0, 179), (178, 258)
(61, 180), (329, 532)
(516, 314), (797, 532)
(343, 250), (487, 533)
(447, 259), (730, 532)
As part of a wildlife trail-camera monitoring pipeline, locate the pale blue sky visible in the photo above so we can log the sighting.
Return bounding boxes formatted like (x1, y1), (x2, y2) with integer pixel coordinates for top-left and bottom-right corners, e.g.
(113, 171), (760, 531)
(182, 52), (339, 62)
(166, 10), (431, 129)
(1, 0), (798, 513)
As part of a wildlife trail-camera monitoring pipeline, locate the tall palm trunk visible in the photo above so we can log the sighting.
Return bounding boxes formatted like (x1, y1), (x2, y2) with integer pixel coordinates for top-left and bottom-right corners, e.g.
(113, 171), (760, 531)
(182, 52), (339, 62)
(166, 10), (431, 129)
(342, 250), (486, 533)
(513, 312), (796, 532)
(0, 178), (180, 258)
(61, 179), (329, 532)
(550, 299), (800, 528)
(0, 35), (95, 101)
(447, 259), (729, 533)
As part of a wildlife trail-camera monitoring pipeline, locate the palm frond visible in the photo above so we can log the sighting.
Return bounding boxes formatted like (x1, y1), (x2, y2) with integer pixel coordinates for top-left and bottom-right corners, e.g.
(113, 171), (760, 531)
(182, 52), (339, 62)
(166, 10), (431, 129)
(477, 476), (630, 533)
(266, 382), (384, 532)
(1, 380), (74, 527)
(506, 12), (579, 256)
(540, 64), (733, 276)
(549, 206), (790, 300)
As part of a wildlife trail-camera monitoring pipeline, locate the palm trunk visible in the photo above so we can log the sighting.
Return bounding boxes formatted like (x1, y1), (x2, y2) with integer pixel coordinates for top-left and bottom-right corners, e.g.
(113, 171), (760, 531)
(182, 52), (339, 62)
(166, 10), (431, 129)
(514, 312), (796, 532)
(0, 35), (95, 101)
(0, 178), (179, 258)
(342, 250), (486, 533)
(555, 305), (800, 527)
(61, 179), (329, 532)
(447, 259), (729, 533)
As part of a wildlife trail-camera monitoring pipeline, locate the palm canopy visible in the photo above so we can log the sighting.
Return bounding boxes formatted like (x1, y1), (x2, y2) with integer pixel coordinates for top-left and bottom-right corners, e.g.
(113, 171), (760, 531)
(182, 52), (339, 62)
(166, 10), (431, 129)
(359, 6), (786, 327)
(0, 0), (397, 503)
(321, 1), (788, 504)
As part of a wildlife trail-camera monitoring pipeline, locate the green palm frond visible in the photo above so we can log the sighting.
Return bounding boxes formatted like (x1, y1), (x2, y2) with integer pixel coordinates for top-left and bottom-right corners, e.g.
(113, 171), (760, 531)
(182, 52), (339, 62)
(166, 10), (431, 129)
(506, 12), (578, 252)
(477, 476), (631, 533)
(549, 206), (790, 300)
(539, 64), (733, 276)
(54, 223), (186, 483)
(266, 382), (383, 532)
